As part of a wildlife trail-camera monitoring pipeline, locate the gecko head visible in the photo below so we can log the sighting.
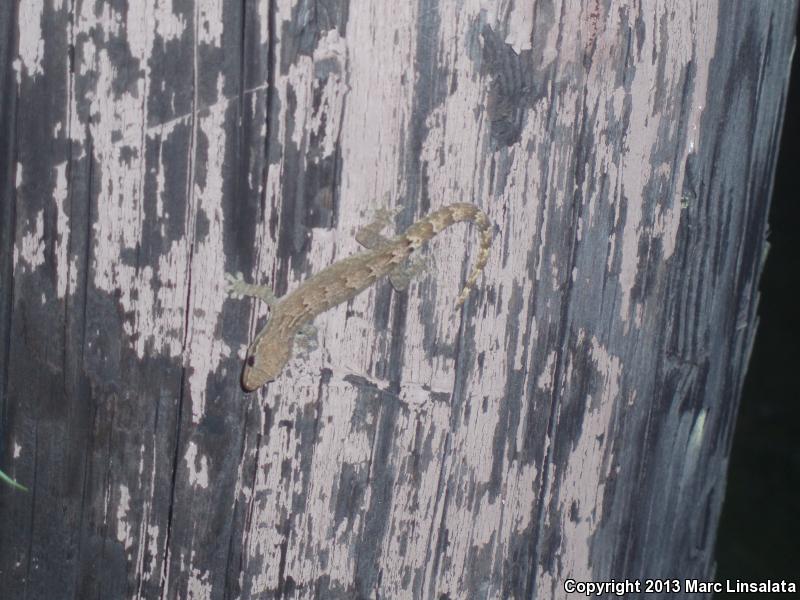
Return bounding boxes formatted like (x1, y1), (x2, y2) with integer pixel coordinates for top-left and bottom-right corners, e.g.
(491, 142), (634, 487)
(241, 335), (293, 392)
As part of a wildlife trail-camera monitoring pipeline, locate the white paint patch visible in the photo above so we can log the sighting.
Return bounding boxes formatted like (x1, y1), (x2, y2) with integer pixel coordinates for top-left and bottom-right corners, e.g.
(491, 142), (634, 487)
(145, 242), (189, 358)
(654, 202), (682, 261)
(116, 484), (134, 551)
(18, 0), (46, 78)
(122, 2), (149, 59)
(13, 442), (22, 459)
(286, 59), (313, 149)
(198, 0), (224, 47)
(53, 161), (71, 298)
(12, 57), (22, 87)
(537, 351), (558, 391)
(505, 1), (535, 52)
(146, 524), (161, 582)
(14, 210), (45, 272)
(154, 0), (187, 41)
(188, 563), (213, 600)
(185, 441), (210, 489)
(590, 336), (622, 402)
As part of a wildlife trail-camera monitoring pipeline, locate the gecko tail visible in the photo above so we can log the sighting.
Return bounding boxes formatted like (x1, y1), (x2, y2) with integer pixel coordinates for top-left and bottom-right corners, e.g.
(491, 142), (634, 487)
(405, 202), (493, 307)
(454, 205), (492, 307)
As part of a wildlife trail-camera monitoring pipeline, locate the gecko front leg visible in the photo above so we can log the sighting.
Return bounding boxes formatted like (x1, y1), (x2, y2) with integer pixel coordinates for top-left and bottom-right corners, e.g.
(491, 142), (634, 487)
(225, 272), (277, 306)
(388, 254), (430, 291)
(227, 272), (316, 349)
(355, 207), (399, 249)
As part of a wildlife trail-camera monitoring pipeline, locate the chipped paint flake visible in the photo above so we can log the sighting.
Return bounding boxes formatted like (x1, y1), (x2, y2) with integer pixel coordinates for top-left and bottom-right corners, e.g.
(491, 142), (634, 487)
(188, 563), (213, 600)
(654, 202), (682, 261)
(18, 0), (46, 78)
(537, 351), (558, 391)
(185, 441), (210, 489)
(53, 162), (71, 298)
(14, 210), (45, 272)
(505, 1), (535, 52)
(116, 484), (134, 551)
(154, 0), (187, 42)
(198, 0), (224, 47)
(146, 524), (161, 579)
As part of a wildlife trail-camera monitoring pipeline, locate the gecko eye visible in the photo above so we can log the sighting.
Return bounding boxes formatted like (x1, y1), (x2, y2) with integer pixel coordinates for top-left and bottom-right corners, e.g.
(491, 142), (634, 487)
(247, 356), (256, 367)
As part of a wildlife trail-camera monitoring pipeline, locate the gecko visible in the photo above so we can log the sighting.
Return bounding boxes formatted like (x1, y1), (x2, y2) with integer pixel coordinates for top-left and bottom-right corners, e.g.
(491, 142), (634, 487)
(227, 202), (493, 391)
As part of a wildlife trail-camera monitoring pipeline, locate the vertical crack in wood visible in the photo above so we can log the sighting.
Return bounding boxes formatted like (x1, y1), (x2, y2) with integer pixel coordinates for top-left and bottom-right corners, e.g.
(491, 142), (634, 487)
(260, 0), (278, 222)
(158, 366), (187, 599)
(0, 0), (18, 418)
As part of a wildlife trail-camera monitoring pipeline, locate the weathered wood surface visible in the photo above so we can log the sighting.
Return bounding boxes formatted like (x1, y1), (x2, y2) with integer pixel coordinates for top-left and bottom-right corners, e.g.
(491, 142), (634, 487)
(0, 2), (796, 599)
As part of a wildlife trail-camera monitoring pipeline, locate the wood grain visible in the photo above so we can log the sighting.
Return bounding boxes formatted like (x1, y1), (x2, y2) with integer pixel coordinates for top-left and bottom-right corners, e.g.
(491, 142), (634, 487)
(0, 1), (796, 598)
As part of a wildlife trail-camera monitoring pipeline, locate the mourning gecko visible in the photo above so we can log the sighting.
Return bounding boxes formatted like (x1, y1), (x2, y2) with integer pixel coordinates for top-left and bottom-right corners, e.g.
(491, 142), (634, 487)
(227, 202), (492, 391)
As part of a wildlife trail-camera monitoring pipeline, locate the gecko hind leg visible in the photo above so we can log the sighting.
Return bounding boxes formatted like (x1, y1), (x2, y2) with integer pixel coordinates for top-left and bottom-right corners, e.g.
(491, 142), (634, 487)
(225, 272), (277, 307)
(355, 207), (399, 249)
(388, 255), (430, 291)
(295, 323), (318, 353)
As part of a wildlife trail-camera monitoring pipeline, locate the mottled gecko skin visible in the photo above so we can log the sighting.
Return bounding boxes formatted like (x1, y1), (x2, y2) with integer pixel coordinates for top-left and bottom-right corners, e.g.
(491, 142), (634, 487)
(233, 202), (492, 391)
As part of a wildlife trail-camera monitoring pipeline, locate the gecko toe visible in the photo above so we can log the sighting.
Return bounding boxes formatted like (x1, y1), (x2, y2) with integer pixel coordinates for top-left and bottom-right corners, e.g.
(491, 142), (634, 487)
(225, 272), (247, 296)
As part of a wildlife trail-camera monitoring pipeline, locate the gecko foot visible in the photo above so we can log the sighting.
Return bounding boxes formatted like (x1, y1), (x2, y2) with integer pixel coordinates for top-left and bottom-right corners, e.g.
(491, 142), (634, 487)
(225, 272), (277, 306)
(388, 255), (431, 291)
(372, 206), (400, 223)
(295, 323), (318, 353)
(355, 206), (401, 249)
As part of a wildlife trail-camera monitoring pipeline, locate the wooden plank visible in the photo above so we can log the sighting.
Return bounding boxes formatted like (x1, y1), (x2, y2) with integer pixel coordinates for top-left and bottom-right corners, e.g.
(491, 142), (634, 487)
(0, 1), (796, 599)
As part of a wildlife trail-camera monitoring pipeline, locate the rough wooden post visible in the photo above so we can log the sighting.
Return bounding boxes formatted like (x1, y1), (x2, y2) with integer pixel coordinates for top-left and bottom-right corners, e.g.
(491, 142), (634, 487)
(0, 2), (796, 598)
